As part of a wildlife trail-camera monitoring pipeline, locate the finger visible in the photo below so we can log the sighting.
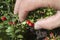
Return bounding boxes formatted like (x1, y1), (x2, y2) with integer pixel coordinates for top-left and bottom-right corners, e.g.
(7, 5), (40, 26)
(34, 11), (60, 30)
(14, 0), (22, 14)
(38, 0), (53, 8)
(18, 10), (28, 22)
(52, 0), (60, 10)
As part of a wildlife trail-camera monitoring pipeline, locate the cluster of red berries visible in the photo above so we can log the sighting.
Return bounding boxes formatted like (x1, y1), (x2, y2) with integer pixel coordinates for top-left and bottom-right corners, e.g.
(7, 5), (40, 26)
(1, 16), (15, 25)
(26, 20), (34, 28)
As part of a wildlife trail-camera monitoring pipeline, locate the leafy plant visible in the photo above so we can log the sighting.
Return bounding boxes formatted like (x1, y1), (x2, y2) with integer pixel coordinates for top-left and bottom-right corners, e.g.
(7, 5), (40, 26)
(0, 0), (60, 40)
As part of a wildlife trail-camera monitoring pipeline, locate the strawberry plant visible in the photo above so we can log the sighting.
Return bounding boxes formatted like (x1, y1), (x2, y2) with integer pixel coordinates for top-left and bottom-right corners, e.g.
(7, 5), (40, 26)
(0, 0), (60, 40)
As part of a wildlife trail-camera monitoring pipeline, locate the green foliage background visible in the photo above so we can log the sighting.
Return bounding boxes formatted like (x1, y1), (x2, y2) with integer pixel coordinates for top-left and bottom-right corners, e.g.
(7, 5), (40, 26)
(0, 0), (60, 40)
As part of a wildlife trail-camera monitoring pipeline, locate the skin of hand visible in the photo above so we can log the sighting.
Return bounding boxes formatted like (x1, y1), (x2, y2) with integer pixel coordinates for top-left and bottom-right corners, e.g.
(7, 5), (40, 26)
(14, 0), (60, 30)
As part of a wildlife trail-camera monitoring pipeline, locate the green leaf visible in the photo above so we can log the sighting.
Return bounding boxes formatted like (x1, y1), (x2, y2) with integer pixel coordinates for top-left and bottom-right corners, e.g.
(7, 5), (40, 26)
(21, 21), (26, 25)
(0, 23), (4, 29)
(19, 39), (23, 40)
(15, 29), (21, 33)
(46, 12), (50, 16)
(17, 35), (23, 38)
(21, 30), (25, 33)
(6, 27), (14, 32)
(0, 38), (2, 40)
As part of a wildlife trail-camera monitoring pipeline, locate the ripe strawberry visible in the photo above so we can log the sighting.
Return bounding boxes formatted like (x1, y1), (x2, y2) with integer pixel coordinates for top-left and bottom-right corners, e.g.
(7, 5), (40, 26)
(1, 16), (7, 21)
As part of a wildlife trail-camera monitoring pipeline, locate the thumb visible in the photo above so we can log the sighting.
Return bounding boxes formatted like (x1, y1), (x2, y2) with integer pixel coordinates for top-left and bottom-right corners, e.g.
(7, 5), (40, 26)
(34, 11), (60, 30)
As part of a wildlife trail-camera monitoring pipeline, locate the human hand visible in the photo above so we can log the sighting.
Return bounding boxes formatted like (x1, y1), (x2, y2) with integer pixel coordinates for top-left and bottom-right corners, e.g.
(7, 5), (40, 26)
(14, 0), (60, 30)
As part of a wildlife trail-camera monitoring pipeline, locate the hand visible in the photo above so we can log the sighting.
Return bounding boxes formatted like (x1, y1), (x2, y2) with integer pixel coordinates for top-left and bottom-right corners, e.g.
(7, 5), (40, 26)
(14, 0), (60, 30)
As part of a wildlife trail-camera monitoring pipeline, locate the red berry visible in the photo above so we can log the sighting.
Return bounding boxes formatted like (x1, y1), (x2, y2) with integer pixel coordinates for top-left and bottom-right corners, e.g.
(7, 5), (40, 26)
(13, 22), (16, 24)
(26, 20), (34, 27)
(1, 16), (7, 21)
(29, 23), (34, 27)
(26, 20), (31, 24)
(8, 22), (13, 25)
(8, 22), (15, 25)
